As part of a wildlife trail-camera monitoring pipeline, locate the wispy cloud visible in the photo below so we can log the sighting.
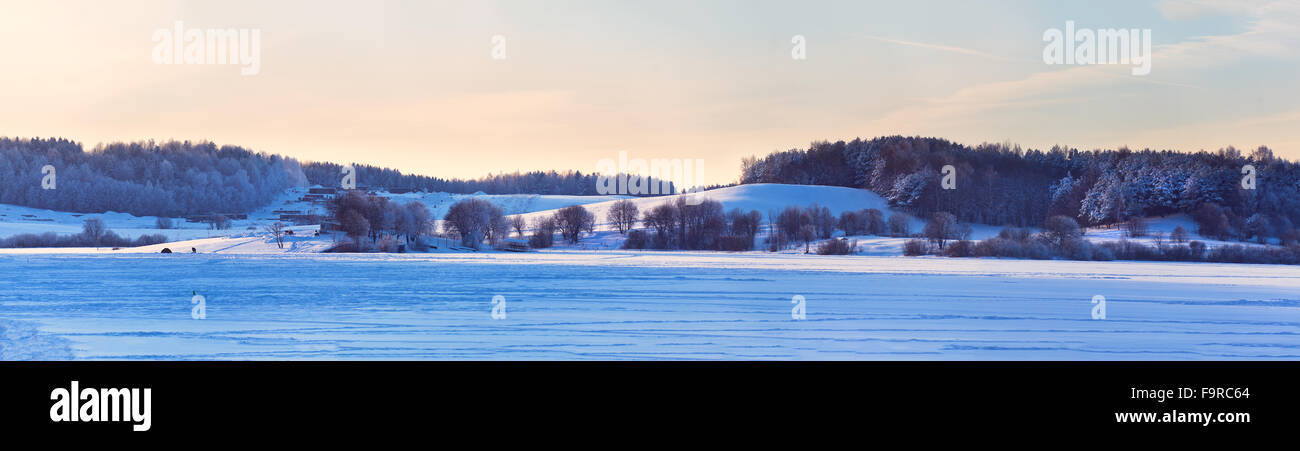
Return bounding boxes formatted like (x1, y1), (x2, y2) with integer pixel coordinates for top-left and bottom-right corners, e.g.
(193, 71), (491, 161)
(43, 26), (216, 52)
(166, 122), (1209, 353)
(856, 34), (1019, 62)
(861, 0), (1297, 153)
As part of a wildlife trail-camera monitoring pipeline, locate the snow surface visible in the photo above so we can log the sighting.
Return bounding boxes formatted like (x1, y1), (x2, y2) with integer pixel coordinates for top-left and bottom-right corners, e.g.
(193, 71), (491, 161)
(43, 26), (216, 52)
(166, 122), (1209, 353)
(5, 183), (1299, 361)
(2, 251), (1297, 360)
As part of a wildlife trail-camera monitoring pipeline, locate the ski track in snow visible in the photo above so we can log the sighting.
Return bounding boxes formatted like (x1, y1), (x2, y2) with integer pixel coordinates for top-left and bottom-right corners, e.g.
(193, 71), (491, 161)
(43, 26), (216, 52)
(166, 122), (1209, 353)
(2, 251), (1299, 360)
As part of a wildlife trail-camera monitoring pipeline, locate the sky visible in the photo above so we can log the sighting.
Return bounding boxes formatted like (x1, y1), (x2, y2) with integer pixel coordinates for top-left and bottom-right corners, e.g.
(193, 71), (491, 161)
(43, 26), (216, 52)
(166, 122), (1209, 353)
(1, 0), (1297, 185)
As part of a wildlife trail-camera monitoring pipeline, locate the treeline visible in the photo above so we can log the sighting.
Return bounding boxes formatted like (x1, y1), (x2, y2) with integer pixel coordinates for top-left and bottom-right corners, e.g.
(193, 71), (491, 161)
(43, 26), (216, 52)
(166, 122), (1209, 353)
(905, 214), (1300, 265)
(740, 136), (1300, 238)
(0, 137), (306, 217)
(0, 218), (167, 248)
(302, 162), (721, 196)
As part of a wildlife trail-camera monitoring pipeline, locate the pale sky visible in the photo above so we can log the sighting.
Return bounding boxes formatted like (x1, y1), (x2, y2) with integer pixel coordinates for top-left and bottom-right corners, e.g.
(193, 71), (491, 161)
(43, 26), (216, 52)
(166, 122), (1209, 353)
(1, 0), (1297, 185)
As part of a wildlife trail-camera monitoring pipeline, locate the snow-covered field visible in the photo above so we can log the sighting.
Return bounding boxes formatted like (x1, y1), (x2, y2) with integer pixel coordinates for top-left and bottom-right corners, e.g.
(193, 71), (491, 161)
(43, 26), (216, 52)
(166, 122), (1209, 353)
(2, 250), (1297, 360)
(4, 183), (1299, 361)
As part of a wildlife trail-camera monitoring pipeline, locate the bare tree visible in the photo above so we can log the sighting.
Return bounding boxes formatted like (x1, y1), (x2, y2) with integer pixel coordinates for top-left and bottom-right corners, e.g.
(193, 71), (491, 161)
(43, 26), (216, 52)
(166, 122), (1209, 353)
(264, 222), (286, 249)
(339, 209), (370, 247)
(443, 198), (504, 250)
(1171, 225), (1189, 244)
(1042, 215), (1082, 248)
(402, 202), (432, 243)
(643, 203), (679, 247)
(82, 218), (107, 246)
(607, 199), (639, 234)
(923, 212), (959, 249)
(510, 215), (527, 238)
(554, 205), (595, 244)
(797, 224), (816, 254)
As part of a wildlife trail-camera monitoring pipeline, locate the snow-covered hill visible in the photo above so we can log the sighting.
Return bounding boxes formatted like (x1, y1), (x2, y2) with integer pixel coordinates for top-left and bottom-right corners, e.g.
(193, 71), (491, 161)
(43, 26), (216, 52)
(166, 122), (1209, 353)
(0, 187), (626, 248)
(511, 183), (900, 227)
(498, 183), (932, 253)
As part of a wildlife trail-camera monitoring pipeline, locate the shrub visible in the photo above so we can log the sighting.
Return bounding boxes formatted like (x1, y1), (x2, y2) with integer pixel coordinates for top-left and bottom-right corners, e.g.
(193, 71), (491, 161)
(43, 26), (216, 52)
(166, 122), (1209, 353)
(622, 229), (649, 250)
(1024, 242), (1051, 260)
(902, 239), (929, 256)
(1207, 244), (1247, 263)
(528, 217), (556, 249)
(719, 235), (754, 252)
(998, 227), (1032, 242)
(1060, 238), (1092, 260)
(816, 238), (857, 255)
(973, 237), (1023, 258)
(943, 240), (974, 257)
(888, 214), (911, 237)
(1091, 245), (1115, 261)
(1163, 244), (1194, 261)
(1044, 215), (1082, 247)
(0, 227), (169, 249)
(136, 234), (168, 246)
(1281, 230), (1300, 247)
(155, 217), (174, 229)
(1193, 203), (1231, 240)
(376, 235), (401, 253)
(324, 242), (359, 253)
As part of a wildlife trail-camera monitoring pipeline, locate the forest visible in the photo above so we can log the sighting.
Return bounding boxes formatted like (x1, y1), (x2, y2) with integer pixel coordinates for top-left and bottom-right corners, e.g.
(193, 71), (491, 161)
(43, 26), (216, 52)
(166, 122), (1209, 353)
(739, 136), (1300, 241)
(0, 137), (303, 217)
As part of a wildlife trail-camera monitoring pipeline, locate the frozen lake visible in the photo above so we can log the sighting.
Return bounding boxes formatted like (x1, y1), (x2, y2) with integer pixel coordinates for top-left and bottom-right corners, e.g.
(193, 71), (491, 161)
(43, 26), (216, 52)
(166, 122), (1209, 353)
(2, 251), (1299, 360)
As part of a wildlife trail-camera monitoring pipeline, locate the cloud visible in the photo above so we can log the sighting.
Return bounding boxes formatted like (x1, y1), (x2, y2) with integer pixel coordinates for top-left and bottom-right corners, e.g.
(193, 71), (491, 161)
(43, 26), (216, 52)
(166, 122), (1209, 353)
(856, 35), (1019, 62)
(861, 0), (1299, 150)
(1159, 0), (1270, 20)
